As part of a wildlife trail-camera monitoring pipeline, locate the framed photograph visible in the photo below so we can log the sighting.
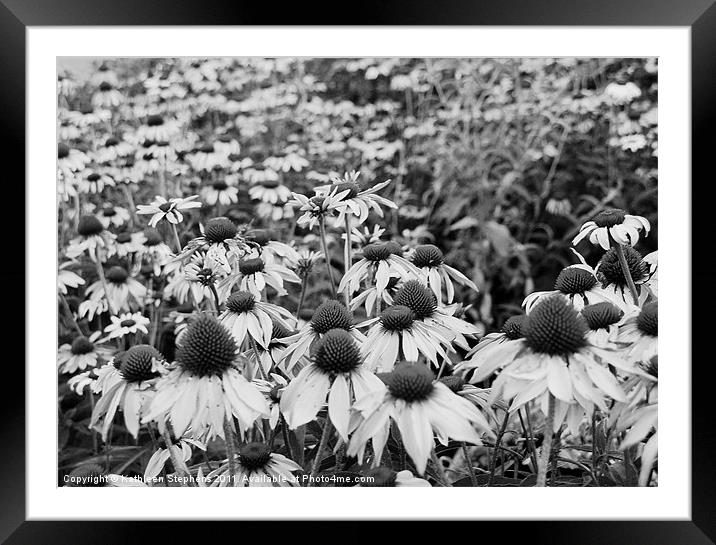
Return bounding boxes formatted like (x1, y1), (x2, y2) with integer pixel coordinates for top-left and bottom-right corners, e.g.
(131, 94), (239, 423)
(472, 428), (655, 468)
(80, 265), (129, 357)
(4, 0), (711, 541)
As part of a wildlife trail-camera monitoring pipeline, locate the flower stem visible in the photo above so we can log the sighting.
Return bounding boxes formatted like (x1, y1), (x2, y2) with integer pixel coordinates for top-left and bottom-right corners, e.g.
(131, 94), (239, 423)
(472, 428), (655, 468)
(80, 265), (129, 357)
(318, 218), (338, 299)
(296, 275), (308, 318)
(613, 241), (640, 305)
(518, 408), (539, 474)
(461, 442), (478, 486)
(308, 416), (334, 487)
(94, 246), (117, 315)
(536, 394), (556, 487)
(343, 214), (352, 307)
(223, 417), (238, 486)
(488, 409), (510, 485)
(249, 337), (268, 380)
(209, 283), (221, 313)
(171, 223), (182, 253)
(59, 294), (84, 336)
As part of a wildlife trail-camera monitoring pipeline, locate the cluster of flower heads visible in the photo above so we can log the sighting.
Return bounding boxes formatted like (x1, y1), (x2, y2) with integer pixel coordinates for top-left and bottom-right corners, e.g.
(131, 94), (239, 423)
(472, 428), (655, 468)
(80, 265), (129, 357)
(58, 59), (657, 488)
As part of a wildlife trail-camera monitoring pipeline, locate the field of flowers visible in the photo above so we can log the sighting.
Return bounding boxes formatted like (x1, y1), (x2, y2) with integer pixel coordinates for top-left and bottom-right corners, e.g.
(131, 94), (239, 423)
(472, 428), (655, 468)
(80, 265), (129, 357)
(57, 57), (658, 488)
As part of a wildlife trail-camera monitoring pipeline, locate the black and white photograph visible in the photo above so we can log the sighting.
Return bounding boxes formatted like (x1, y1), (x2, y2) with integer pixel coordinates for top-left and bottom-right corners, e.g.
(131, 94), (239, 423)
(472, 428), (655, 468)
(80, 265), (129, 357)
(55, 56), (660, 490)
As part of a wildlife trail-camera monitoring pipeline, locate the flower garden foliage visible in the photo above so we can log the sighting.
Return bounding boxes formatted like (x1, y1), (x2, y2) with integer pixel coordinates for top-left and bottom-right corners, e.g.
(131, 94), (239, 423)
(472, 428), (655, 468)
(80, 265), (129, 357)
(57, 58), (658, 488)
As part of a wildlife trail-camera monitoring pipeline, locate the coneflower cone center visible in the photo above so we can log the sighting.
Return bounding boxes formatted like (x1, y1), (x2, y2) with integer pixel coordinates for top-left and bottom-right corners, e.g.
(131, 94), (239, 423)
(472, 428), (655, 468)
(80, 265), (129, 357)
(581, 302), (623, 330)
(146, 114), (164, 127)
(71, 336), (95, 355)
(380, 306), (415, 332)
(362, 467), (398, 487)
(636, 302), (658, 336)
(523, 296), (587, 356)
(205, 217), (237, 243)
(314, 329), (362, 374)
(237, 442), (271, 470)
(271, 320), (291, 340)
(239, 258), (265, 275)
(310, 301), (353, 334)
(176, 315), (237, 377)
(501, 315), (526, 339)
(393, 280), (437, 319)
(334, 181), (360, 198)
(116, 232), (132, 243)
(58, 143), (70, 159)
(158, 202), (174, 213)
(260, 179), (280, 189)
(226, 291), (256, 313)
(593, 208), (626, 228)
(120, 319), (136, 328)
(387, 363), (435, 402)
(411, 244), (444, 268)
(106, 266), (129, 284)
(78, 215), (104, 236)
(120, 344), (161, 382)
(598, 246), (649, 287)
(554, 267), (597, 294)
(144, 228), (163, 246)
(439, 375), (465, 393)
(362, 243), (392, 262)
(212, 180), (228, 190)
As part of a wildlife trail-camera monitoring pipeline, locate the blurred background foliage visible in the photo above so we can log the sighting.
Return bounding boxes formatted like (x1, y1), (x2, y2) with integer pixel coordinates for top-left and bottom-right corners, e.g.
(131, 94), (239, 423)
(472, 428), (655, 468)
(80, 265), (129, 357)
(61, 57), (657, 331)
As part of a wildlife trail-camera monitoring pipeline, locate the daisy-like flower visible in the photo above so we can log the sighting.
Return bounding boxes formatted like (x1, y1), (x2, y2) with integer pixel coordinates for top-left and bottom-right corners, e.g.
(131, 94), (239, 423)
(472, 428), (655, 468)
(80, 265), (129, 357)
(220, 254), (300, 300)
(338, 241), (419, 316)
(181, 252), (227, 305)
(91, 63), (119, 87)
(137, 195), (202, 228)
(243, 164), (279, 185)
(278, 300), (366, 372)
(58, 261), (85, 295)
(201, 177), (239, 206)
(90, 344), (167, 440)
(141, 315), (269, 440)
(347, 224), (386, 248)
(189, 143), (230, 172)
(523, 264), (614, 313)
(57, 332), (112, 374)
(359, 304), (455, 372)
(102, 311), (151, 341)
(110, 231), (147, 258)
(596, 245), (654, 307)
(280, 328), (384, 441)
(489, 296), (647, 434)
(66, 215), (114, 262)
(580, 302), (625, 348)
(288, 189), (346, 231)
(144, 435), (206, 482)
(392, 280), (480, 351)
(92, 81), (123, 108)
(253, 372), (289, 429)
(456, 315), (527, 384)
(408, 244), (478, 304)
(319, 171), (397, 227)
(206, 442), (302, 487)
(248, 179), (292, 205)
(616, 302), (658, 362)
(135, 114), (180, 143)
(219, 291), (295, 351)
(78, 169), (115, 194)
(347, 363), (493, 475)
(572, 208), (650, 250)
(263, 151), (309, 173)
(142, 228), (173, 276)
(175, 217), (248, 274)
(94, 136), (134, 164)
(84, 266), (147, 313)
(58, 143), (89, 176)
(98, 204), (130, 229)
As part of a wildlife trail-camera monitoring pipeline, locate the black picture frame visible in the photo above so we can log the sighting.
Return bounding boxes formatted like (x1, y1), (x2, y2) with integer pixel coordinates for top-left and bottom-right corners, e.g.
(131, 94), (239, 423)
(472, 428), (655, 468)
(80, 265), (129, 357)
(3, 1), (712, 542)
